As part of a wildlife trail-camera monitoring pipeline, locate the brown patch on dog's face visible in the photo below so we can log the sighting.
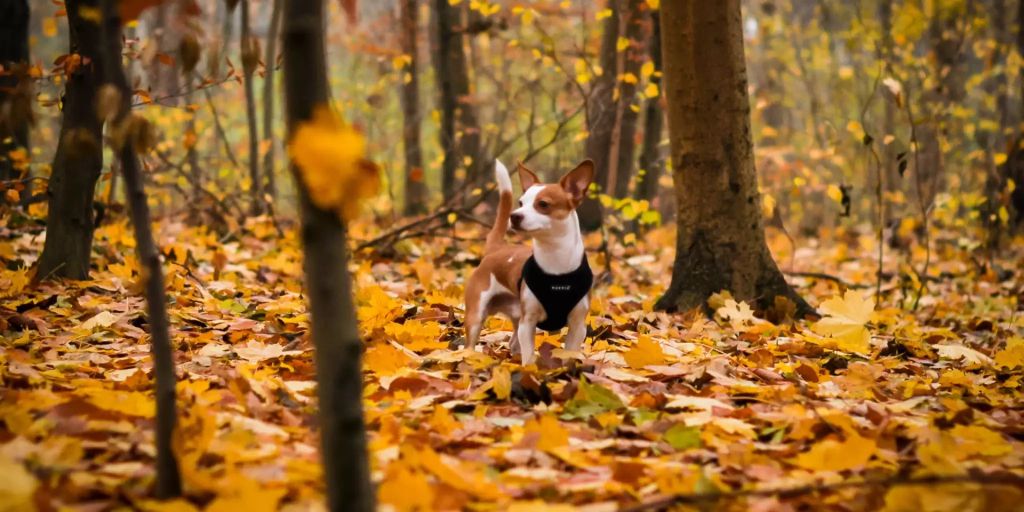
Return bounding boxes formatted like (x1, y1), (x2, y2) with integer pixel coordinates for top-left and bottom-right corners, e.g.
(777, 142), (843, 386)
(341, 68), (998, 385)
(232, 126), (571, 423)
(532, 185), (575, 219)
(510, 159), (596, 232)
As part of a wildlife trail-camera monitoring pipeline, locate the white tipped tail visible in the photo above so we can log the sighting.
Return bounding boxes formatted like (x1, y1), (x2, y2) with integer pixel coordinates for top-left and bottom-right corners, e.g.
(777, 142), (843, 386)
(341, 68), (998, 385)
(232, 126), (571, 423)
(486, 159), (514, 252)
(495, 159), (512, 194)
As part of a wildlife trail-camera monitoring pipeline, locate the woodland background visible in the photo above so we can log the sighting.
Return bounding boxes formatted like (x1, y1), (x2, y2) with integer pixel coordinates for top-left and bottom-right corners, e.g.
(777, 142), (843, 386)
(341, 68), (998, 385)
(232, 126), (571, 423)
(1, 0), (1023, 510)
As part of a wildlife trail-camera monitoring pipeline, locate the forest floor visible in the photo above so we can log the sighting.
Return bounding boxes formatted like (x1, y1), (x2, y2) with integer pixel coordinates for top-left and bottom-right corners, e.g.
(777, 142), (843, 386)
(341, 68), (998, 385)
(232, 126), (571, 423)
(1, 216), (1023, 511)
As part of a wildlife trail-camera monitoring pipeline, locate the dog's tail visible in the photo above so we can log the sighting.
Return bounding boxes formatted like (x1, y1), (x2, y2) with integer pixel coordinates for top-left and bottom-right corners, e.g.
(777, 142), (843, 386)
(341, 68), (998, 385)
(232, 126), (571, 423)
(485, 160), (513, 252)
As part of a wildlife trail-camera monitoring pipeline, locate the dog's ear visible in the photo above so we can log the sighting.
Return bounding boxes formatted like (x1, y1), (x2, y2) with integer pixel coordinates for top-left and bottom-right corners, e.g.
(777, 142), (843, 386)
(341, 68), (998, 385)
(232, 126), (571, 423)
(559, 159), (595, 207)
(517, 162), (540, 191)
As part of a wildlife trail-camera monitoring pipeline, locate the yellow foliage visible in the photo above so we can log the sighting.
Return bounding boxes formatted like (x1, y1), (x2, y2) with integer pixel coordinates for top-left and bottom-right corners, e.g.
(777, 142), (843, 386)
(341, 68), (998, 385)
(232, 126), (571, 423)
(288, 106), (378, 220)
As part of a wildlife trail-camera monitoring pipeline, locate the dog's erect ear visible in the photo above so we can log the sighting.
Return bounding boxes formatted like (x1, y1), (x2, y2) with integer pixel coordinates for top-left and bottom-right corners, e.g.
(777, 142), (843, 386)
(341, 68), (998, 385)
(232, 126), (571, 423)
(517, 162), (540, 191)
(559, 159), (595, 207)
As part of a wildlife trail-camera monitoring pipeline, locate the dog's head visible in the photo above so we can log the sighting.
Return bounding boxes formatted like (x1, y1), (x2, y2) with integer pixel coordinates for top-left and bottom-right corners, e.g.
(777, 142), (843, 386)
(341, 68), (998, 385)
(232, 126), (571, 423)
(510, 159), (595, 234)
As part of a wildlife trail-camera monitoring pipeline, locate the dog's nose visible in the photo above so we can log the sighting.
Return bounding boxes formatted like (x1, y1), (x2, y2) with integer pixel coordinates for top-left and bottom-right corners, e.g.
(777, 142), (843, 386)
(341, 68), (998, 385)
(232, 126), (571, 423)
(510, 212), (524, 228)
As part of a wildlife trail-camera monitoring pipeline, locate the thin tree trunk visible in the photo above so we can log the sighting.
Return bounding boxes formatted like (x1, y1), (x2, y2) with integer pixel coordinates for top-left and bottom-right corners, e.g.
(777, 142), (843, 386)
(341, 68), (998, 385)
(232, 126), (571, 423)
(879, 0), (899, 190)
(282, 1), (373, 510)
(241, 0), (263, 214)
(147, 3), (181, 105)
(37, 0), (104, 281)
(655, 0), (810, 315)
(433, 0), (480, 200)
(401, 0), (428, 215)
(99, 0), (181, 498)
(578, 0), (645, 231)
(186, 74), (202, 209)
(636, 9), (664, 205)
(262, 0), (283, 200)
(0, 0), (30, 183)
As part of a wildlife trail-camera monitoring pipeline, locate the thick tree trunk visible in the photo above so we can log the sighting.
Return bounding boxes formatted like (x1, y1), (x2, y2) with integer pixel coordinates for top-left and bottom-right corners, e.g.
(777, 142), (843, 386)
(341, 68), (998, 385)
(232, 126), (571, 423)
(0, 0), (30, 183)
(283, 1), (373, 510)
(37, 0), (104, 281)
(99, 0), (182, 498)
(401, 0), (428, 215)
(578, 0), (645, 231)
(240, 0), (263, 214)
(655, 0), (809, 315)
(262, 0), (283, 200)
(635, 9), (664, 205)
(433, 0), (480, 200)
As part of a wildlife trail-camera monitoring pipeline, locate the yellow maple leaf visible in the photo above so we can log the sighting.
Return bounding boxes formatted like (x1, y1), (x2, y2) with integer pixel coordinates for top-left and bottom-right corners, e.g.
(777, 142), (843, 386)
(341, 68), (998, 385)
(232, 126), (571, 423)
(810, 290), (874, 354)
(994, 337), (1024, 368)
(790, 434), (876, 472)
(0, 454), (37, 512)
(523, 414), (569, 452)
(716, 299), (761, 330)
(78, 388), (155, 418)
(205, 478), (285, 512)
(378, 465), (434, 511)
(622, 335), (664, 370)
(363, 344), (413, 377)
(288, 106), (378, 220)
(492, 365), (512, 400)
(409, 446), (502, 499)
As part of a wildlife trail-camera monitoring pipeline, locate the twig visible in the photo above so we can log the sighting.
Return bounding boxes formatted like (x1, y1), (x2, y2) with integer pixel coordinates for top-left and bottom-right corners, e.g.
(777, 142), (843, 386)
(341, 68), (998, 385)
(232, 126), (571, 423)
(784, 271), (868, 289)
(622, 472), (1024, 511)
(198, 74), (242, 170)
(903, 80), (931, 311)
(354, 185), (495, 252)
(859, 64), (885, 307)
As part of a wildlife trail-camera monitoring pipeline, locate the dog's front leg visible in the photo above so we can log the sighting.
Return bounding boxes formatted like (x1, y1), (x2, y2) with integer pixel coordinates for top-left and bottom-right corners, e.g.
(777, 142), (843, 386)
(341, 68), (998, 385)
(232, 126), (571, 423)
(516, 318), (537, 365)
(564, 296), (589, 352)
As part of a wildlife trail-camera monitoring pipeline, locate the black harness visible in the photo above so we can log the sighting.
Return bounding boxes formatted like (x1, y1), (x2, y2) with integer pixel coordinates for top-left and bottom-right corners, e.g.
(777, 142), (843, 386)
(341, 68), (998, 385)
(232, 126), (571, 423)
(520, 255), (593, 331)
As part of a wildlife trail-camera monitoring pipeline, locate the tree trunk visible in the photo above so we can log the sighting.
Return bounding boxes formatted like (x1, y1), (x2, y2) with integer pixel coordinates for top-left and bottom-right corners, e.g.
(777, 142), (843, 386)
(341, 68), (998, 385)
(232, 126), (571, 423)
(240, 0), (263, 214)
(147, 3), (181, 105)
(282, 1), (373, 510)
(879, 0), (900, 190)
(635, 8), (664, 206)
(37, 0), (104, 281)
(578, 0), (645, 231)
(655, 0), (809, 315)
(433, 0), (480, 200)
(0, 0), (30, 183)
(401, 0), (428, 215)
(262, 0), (283, 200)
(99, 0), (182, 498)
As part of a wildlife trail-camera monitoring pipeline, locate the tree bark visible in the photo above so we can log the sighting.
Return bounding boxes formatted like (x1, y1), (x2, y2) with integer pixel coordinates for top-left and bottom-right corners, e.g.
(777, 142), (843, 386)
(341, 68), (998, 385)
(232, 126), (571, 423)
(240, 0), (263, 214)
(578, 0), (646, 231)
(654, 0), (810, 315)
(401, 0), (428, 215)
(283, 1), (373, 510)
(37, 0), (104, 281)
(0, 0), (30, 183)
(262, 0), (283, 200)
(433, 0), (481, 200)
(146, 3), (181, 105)
(635, 8), (664, 206)
(99, 0), (182, 498)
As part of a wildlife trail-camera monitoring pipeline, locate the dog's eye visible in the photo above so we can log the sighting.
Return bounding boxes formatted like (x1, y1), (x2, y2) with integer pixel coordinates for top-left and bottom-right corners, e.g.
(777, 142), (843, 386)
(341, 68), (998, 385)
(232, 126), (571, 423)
(537, 200), (549, 209)
(518, 200), (523, 207)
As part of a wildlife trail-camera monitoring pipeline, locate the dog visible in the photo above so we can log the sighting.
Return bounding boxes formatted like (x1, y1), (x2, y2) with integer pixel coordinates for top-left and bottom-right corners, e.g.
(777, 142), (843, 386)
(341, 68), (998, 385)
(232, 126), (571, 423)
(463, 159), (595, 365)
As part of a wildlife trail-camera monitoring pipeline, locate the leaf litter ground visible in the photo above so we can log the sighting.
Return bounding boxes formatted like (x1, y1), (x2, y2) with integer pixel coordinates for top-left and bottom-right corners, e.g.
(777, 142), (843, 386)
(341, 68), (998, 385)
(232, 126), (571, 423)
(1, 217), (1023, 511)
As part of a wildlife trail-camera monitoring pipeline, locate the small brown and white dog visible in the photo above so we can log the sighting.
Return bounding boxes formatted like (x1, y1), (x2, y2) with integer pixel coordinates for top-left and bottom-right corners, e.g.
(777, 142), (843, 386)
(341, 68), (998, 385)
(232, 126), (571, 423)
(463, 159), (596, 365)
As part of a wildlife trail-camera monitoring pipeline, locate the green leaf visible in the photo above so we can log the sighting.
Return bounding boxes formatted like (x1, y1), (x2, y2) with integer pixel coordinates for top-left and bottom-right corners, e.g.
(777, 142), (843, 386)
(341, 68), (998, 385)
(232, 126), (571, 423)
(663, 423), (702, 450)
(562, 377), (625, 420)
